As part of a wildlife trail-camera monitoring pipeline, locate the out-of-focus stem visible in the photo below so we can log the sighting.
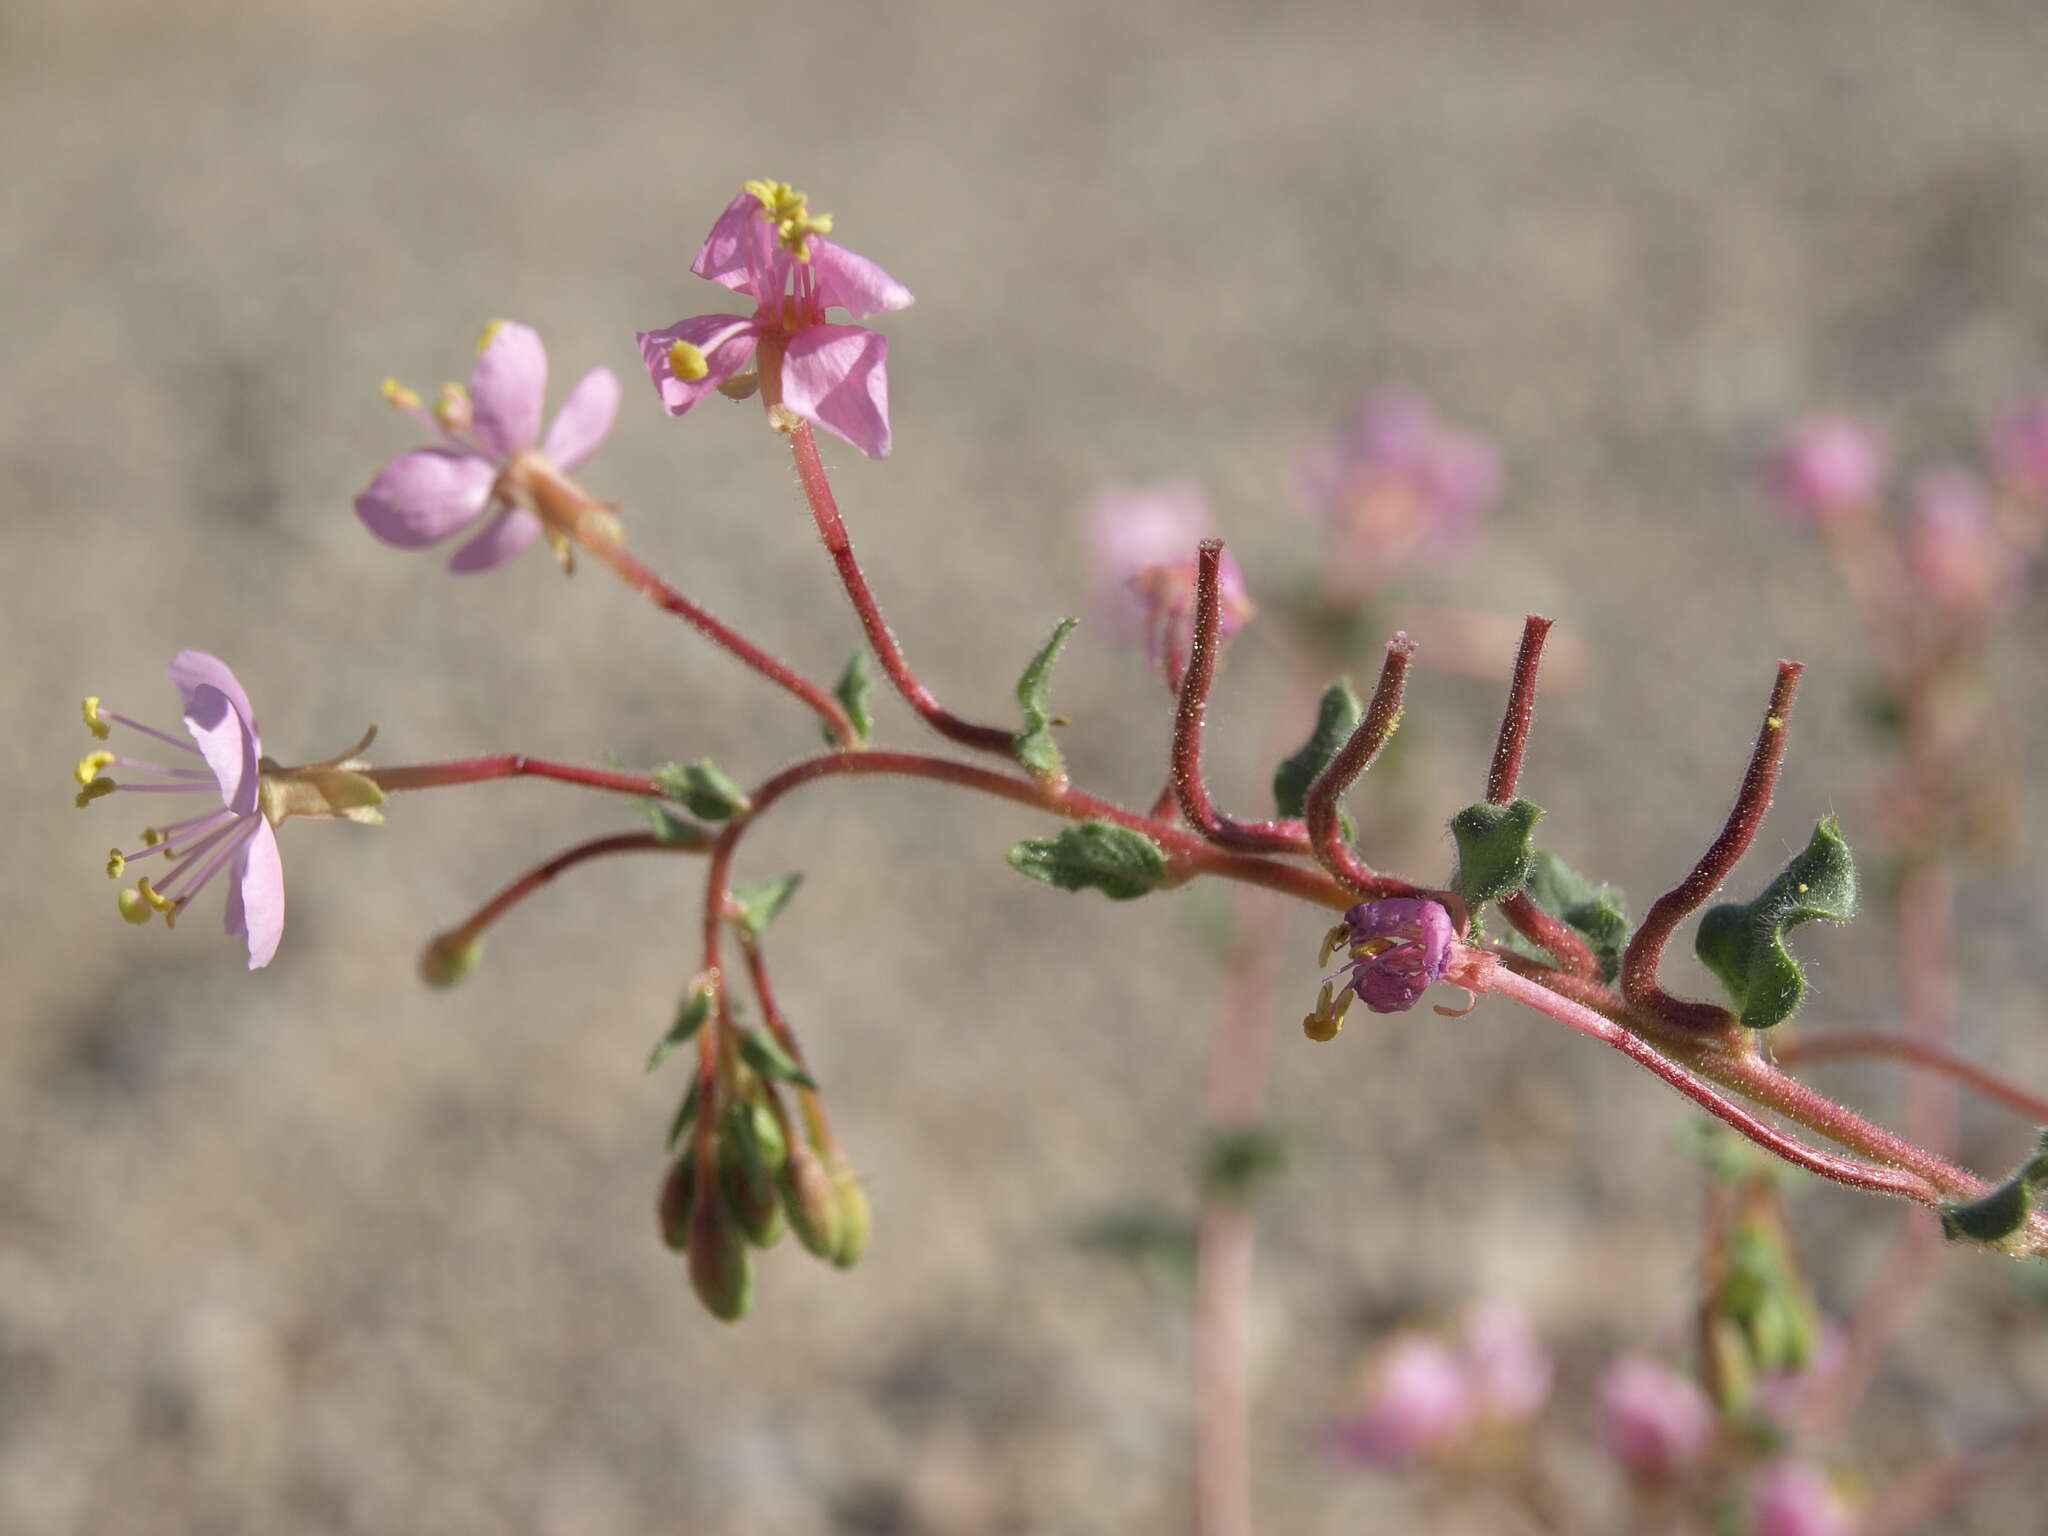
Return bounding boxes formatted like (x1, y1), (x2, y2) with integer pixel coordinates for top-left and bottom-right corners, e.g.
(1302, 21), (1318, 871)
(1772, 1030), (2048, 1123)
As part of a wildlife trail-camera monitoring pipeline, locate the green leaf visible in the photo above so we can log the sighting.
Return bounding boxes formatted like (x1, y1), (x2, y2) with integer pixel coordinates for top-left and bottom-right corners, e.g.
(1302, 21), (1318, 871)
(1449, 798), (1544, 904)
(1272, 680), (1363, 819)
(652, 759), (751, 821)
(1011, 617), (1079, 783)
(642, 800), (714, 849)
(1694, 817), (1857, 1030)
(729, 873), (803, 938)
(664, 1076), (702, 1152)
(1007, 821), (1170, 900)
(737, 1025), (818, 1089)
(1941, 1130), (2048, 1248)
(647, 985), (713, 1073)
(829, 650), (876, 745)
(1521, 848), (1632, 983)
(1074, 1205), (1199, 1292)
(1203, 1126), (1289, 1196)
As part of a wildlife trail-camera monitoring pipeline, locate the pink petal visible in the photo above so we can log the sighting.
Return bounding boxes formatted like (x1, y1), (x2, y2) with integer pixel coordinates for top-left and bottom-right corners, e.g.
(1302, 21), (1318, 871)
(224, 818), (286, 970)
(635, 315), (760, 417)
(690, 192), (776, 300)
(354, 448), (496, 548)
(811, 239), (914, 319)
(780, 324), (891, 458)
(447, 505), (543, 574)
(468, 321), (548, 458)
(167, 649), (258, 737)
(540, 367), (621, 471)
(181, 683), (261, 817)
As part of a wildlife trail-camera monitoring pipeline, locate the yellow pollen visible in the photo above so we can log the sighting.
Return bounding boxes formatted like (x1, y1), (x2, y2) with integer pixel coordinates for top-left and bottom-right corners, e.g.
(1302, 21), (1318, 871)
(118, 887), (153, 925)
(75, 749), (115, 787)
(742, 178), (834, 258)
(82, 697), (110, 739)
(476, 319), (505, 356)
(381, 377), (422, 412)
(138, 876), (175, 913)
(142, 826), (163, 846)
(1351, 936), (1397, 961)
(1767, 716), (1783, 730)
(106, 849), (126, 879)
(667, 339), (710, 382)
(75, 778), (116, 808)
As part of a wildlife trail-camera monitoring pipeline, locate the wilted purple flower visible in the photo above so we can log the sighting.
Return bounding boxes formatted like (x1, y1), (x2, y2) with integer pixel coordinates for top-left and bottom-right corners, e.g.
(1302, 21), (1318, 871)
(638, 180), (912, 459)
(75, 653), (383, 970)
(1081, 482), (1253, 688)
(1297, 389), (1500, 587)
(1463, 1301), (1553, 1423)
(1990, 396), (2048, 501)
(1903, 467), (2020, 615)
(1750, 1460), (1858, 1536)
(355, 321), (621, 573)
(1315, 897), (1454, 1025)
(1597, 1356), (1716, 1486)
(1333, 1336), (1474, 1469)
(1764, 416), (1887, 526)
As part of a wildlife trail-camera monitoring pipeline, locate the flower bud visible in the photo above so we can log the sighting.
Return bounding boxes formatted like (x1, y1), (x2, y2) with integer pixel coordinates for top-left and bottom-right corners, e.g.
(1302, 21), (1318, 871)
(1462, 1302), (1552, 1423)
(686, 1185), (755, 1322)
(1333, 1336), (1473, 1469)
(1597, 1356), (1716, 1486)
(778, 1141), (842, 1260)
(719, 1117), (787, 1250)
(828, 1155), (870, 1270)
(1764, 416), (1886, 525)
(1750, 1460), (1857, 1536)
(418, 930), (483, 988)
(656, 1156), (695, 1251)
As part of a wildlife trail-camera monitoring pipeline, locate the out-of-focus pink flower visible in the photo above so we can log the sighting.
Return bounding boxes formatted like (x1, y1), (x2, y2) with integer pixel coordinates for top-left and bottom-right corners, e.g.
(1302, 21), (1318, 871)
(1463, 1301), (1553, 1423)
(637, 181), (912, 459)
(1597, 1356), (1716, 1485)
(1334, 1336), (1474, 1469)
(1764, 416), (1887, 526)
(1080, 482), (1252, 688)
(75, 653), (382, 969)
(355, 321), (621, 573)
(1750, 1460), (1858, 1536)
(1296, 389), (1500, 587)
(1989, 396), (2048, 501)
(1752, 1322), (1844, 1434)
(1903, 467), (2021, 616)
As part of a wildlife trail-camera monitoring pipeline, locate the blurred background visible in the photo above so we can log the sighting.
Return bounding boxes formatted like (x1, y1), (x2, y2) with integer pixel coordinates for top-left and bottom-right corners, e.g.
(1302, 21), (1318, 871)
(7, 0), (2048, 1530)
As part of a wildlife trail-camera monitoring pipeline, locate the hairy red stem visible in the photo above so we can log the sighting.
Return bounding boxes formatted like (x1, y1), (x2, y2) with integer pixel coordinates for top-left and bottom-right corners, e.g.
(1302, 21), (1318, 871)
(373, 755), (668, 798)
(1486, 613), (1554, 804)
(1773, 1030), (2048, 1123)
(1300, 635), (1425, 899)
(436, 831), (684, 946)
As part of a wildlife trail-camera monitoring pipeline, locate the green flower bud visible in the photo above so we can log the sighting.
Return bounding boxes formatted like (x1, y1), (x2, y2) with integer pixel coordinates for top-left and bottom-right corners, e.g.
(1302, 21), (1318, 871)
(686, 1187), (755, 1322)
(656, 1156), (695, 1252)
(418, 931), (483, 988)
(829, 1155), (871, 1270)
(779, 1141), (842, 1260)
(719, 1109), (786, 1249)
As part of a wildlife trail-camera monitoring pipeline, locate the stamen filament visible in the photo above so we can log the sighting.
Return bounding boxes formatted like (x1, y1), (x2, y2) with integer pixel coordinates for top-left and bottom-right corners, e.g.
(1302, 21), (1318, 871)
(154, 817), (259, 905)
(96, 710), (204, 756)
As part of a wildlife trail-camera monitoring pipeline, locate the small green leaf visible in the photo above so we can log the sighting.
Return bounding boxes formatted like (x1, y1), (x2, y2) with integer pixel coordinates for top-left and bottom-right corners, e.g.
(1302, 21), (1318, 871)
(653, 759), (751, 821)
(664, 1076), (702, 1152)
(1941, 1181), (2033, 1244)
(1007, 821), (1170, 900)
(647, 985), (713, 1073)
(1011, 617), (1079, 783)
(642, 800), (714, 849)
(829, 650), (876, 745)
(1521, 848), (1632, 983)
(1694, 817), (1857, 1030)
(729, 873), (803, 938)
(1449, 798), (1544, 904)
(1272, 680), (1363, 819)
(737, 1026), (818, 1089)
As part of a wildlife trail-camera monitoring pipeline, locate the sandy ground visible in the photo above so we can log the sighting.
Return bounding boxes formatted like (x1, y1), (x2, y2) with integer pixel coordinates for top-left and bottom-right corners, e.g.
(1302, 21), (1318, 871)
(6, 1), (2048, 1530)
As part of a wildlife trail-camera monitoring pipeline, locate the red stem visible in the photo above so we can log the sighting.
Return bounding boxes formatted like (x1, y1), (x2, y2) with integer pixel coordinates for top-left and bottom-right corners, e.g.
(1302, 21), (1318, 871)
(1772, 1031), (2048, 1122)
(373, 755), (667, 798)
(788, 424), (1017, 756)
(1621, 661), (1803, 1028)
(1300, 635), (1425, 899)
(1863, 1412), (2048, 1536)
(437, 831), (685, 945)
(1486, 614), (1554, 804)
(1498, 892), (1602, 980)
(1171, 541), (1312, 854)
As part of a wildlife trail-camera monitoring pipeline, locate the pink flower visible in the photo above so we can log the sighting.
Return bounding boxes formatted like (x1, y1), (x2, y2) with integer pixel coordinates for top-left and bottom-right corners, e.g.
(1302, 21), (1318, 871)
(1989, 396), (2048, 500)
(76, 654), (384, 970)
(355, 321), (621, 573)
(1463, 1301), (1553, 1423)
(1903, 467), (2021, 615)
(1296, 389), (1500, 587)
(1334, 1336), (1474, 1469)
(1750, 1460), (1858, 1536)
(637, 181), (912, 459)
(1597, 1356), (1716, 1485)
(1081, 482), (1252, 688)
(1764, 416), (1887, 526)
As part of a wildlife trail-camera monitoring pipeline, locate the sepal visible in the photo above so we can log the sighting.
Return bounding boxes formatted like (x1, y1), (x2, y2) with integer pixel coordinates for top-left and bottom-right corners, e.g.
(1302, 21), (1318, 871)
(1449, 798), (1543, 904)
(1694, 817), (1857, 1030)
(1011, 618), (1079, 784)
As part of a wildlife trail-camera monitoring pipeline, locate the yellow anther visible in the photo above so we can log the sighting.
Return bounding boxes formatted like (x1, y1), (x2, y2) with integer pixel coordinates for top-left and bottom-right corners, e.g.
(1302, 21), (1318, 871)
(106, 849), (126, 880)
(82, 697), (110, 740)
(1318, 924), (1348, 968)
(476, 319), (505, 356)
(1351, 936), (1396, 961)
(742, 178), (833, 258)
(141, 826), (163, 846)
(138, 876), (175, 913)
(1302, 984), (1346, 1042)
(75, 749), (115, 787)
(75, 778), (116, 808)
(117, 887), (153, 925)
(433, 381), (472, 430)
(382, 377), (422, 412)
(667, 339), (710, 383)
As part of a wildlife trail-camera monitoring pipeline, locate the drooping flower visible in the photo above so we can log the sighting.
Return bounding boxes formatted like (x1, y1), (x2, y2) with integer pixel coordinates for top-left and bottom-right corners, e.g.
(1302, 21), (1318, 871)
(1304, 897), (1454, 1037)
(1462, 1301), (1553, 1423)
(1081, 482), (1254, 689)
(636, 180), (912, 459)
(1764, 415), (1887, 526)
(1596, 1356), (1717, 1486)
(1332, 1336), (1474, 1469)
(355, 321), (621, 573)
(1750, 1460), (1858, 1536)
(75, 652), (384, 969)
(1296, 389), (1501, 589)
